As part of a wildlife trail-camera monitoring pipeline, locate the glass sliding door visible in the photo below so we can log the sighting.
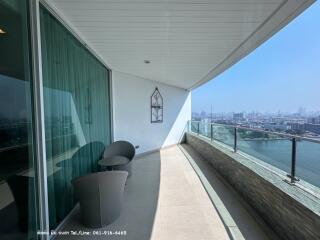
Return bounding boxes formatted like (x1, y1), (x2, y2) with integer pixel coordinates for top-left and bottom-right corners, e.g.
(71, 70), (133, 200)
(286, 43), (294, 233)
(39, 6), (112, 230)
(0, 0), (38, 239)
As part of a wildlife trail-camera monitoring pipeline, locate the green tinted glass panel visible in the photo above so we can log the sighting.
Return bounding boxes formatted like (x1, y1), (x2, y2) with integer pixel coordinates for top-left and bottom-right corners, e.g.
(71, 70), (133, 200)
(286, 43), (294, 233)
(0, 0), (38, 239)
(296, 140), (320, 188)
(40, 6), (112, 230)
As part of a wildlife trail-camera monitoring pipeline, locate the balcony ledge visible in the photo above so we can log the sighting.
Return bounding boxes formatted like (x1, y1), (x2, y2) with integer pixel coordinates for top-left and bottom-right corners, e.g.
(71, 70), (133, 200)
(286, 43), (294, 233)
(185, 132), (320, 240)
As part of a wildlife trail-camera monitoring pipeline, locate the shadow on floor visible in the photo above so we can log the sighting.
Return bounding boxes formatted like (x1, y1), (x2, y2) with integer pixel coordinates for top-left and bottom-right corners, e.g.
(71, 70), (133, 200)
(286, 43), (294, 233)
(180, 144), (280, 240)
(57, 151), (161, 240)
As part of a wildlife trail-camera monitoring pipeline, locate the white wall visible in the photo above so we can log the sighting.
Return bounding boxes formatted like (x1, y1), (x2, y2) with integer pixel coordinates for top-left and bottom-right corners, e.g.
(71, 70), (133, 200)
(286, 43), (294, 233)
(112, 71), (191, 154)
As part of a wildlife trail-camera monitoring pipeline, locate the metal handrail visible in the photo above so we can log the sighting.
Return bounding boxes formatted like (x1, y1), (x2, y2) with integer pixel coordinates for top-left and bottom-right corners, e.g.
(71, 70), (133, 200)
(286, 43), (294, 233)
(189, 120), (320, 183)
(190, 120), (320, 144)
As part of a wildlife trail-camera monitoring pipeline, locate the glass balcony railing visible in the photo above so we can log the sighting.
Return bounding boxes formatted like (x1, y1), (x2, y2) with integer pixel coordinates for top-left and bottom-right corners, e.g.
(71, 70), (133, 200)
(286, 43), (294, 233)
(188, 121), (320, 189)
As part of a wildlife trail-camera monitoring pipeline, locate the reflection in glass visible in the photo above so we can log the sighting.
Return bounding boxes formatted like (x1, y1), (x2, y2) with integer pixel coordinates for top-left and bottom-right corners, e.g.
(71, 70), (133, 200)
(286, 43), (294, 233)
(199, 122), (211, 138)
(40, 6), (112, 230)
(0, 0), (38, 239)
(190, 121), (199, 133)
(211, 125), (234, 148)
(237, 129), (292, 173)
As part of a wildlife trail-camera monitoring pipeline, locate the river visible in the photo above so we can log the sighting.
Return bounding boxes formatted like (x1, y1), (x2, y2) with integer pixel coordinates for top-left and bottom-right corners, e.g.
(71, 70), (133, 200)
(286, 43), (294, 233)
(237, 139), (320, 188)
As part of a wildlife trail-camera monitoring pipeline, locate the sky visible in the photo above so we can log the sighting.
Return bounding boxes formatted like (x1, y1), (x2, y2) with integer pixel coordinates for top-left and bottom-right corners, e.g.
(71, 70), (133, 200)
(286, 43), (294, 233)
(192, 1), (320, 114)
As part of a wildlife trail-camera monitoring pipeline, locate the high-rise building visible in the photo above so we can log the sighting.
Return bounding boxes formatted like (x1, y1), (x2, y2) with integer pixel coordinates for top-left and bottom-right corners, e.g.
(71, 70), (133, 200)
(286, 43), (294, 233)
(233, 113), (245, 122)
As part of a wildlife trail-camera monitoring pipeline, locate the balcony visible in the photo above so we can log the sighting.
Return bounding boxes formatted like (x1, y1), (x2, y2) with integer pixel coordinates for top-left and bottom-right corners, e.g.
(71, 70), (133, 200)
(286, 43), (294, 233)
(55, 145), (279, 240)
(185, 121), (320, 240)
(0, 1), (318, 239)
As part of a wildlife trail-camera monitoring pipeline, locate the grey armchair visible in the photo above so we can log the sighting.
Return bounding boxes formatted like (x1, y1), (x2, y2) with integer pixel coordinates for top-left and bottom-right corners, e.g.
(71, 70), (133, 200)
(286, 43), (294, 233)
(72, 171), (128, 228)
(103, 141), (135, 176)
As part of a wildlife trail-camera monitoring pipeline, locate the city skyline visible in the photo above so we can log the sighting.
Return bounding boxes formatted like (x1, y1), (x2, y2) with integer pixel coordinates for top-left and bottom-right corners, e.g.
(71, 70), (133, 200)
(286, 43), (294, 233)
(192, 107), (320, 117)
(192, 1), (320, 114)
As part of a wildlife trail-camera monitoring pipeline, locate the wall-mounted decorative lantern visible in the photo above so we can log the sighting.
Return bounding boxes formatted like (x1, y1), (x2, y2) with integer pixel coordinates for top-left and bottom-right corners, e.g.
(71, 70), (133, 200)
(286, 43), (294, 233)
(151, 87), (163, 123)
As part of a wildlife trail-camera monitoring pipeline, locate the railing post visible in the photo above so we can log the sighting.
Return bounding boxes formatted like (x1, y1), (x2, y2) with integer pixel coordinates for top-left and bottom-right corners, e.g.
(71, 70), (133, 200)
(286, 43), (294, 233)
(234, 127), (237, 152)
(197, 122), (200, 134)
(288, 137), (299, 183)
(210, 124), (213, 141)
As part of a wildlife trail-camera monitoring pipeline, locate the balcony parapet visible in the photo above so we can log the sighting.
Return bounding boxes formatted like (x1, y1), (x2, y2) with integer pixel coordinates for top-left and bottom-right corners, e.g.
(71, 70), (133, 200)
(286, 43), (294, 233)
(185, 132), (320, 240)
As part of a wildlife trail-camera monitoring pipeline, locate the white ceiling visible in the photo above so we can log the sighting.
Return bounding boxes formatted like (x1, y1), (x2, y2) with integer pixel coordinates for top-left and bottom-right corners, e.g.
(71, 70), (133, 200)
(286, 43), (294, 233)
(48, 0), (314, 90)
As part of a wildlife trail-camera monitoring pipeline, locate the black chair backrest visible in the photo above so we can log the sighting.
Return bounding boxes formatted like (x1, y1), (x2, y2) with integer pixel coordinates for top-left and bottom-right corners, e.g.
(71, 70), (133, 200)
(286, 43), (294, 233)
(72, 141), (105, 162)
(72, 141), (105, 175)
(104, 140), (135, 160)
